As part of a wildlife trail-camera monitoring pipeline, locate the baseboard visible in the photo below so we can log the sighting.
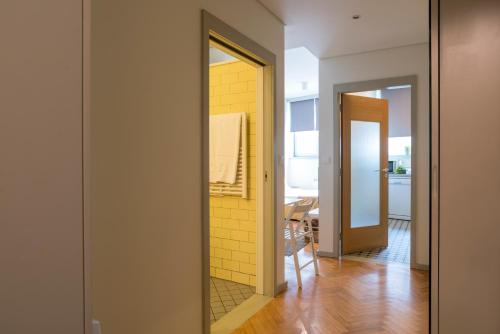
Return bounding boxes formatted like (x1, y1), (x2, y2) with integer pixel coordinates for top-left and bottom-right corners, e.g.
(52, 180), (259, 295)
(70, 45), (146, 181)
(317, 250), (338, 258)
(275, 281), (288, 295)
(412, 263), (430, 270)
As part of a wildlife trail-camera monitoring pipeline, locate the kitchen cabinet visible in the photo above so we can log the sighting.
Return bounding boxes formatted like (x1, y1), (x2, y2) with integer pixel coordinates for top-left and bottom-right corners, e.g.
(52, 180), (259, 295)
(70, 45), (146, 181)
(388, 176), (411, 219)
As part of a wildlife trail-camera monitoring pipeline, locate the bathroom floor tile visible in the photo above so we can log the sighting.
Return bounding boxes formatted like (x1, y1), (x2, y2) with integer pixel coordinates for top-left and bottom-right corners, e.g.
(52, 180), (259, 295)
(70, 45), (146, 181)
(210, 277), (255, 324)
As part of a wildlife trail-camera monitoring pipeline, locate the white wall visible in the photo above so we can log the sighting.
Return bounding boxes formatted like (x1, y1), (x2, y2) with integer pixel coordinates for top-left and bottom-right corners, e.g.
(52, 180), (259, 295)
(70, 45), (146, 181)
(382, 87), (412, 137)
(0, 0), (84, 332)
(318, 43), (429, 266)
(90, 1), (284, 333)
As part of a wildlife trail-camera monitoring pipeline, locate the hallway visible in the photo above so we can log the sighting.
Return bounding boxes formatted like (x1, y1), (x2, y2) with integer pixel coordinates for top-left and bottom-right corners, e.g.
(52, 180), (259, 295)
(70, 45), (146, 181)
(234, 246), (429, 333)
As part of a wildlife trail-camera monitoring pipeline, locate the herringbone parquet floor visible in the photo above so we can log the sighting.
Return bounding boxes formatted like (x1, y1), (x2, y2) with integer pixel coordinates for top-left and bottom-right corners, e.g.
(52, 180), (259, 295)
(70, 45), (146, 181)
(233, 244), (429, 334)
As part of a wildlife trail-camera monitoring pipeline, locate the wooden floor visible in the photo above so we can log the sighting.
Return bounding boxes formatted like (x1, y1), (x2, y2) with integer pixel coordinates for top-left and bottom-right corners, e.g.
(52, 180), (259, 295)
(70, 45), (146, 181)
(233, 245), (429, 334)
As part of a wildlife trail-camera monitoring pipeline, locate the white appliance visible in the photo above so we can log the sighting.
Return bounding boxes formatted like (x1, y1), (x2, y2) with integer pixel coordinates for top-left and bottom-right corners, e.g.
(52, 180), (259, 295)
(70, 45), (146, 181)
(388, 176), (411, 220)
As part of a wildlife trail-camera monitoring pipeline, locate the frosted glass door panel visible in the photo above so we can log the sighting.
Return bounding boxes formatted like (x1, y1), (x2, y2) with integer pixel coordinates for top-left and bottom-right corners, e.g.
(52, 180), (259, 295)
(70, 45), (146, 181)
(350, 120), (380, 228)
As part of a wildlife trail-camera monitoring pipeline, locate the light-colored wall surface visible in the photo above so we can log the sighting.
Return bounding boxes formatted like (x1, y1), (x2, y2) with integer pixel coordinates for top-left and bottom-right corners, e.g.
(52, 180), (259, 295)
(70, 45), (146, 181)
(90, 0), (284, 333)
(318, 43), (430, 265)
(439, 0), (500, 332)
(209, 61), (257, 286)
(0, 0), (84, 333)
(382, 87), (411, 137)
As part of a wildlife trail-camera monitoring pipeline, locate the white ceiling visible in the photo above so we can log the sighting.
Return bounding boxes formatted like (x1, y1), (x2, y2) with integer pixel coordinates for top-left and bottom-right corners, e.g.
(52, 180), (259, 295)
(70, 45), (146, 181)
(209, 47), (237, 64)
(258, 0), (428, 58)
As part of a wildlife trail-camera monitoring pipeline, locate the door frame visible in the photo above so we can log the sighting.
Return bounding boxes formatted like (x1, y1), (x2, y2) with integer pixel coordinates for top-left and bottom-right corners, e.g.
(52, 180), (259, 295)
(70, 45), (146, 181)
(333, 75), (418, 268)
(202, 10), (278, 334)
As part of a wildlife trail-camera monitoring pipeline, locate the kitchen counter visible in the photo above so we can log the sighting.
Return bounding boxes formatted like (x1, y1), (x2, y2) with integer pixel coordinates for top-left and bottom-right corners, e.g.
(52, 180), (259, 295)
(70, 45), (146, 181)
(389, 173), (411, 178)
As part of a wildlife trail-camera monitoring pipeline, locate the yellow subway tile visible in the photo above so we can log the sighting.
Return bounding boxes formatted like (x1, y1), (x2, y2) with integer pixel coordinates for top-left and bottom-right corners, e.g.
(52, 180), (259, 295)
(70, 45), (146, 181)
(249, 255), (256, 265)
(249, 275), (256, 287)
(240, 221), (256, 232)
(231, 209), (248, 220)
(210, 197), (222, 208)
(232, 251), (250, 263)
(211, 218), (222, 228)
(221, 198), (239, 209)
(209, 96), (221, 106)
(213, 228), (230, 239)
(210, 74), (221, 86)
(210, 266), (216, 277)
(215, 248), (232, 259)
(230, 103), (249, 113)
(240, 241), (256, 254)
(214, 208), (231, 218)
(231, 230), (249, 242)
(216, 268), (232, 281)
(247, 81), (256, 92)
(238, 70), (256, 82)
(222, 239), (240, 251)
(210, 237), (222, 248)
(223, 259), (240, 271)
(249, 123), (256, 135)
(232, 272), (250, 285)
(222, 72), (238, 84)
(211, 256), (222, 269)
(249, 178), (257, 188)
(249, 145), (256, 156)
(213, 105), (230, 114)
(248, 112), (256, 123)
(238, 199), (249, 210)
(240, 262), (256, 275)
(248, 210), (256, 221)
(221, 218), (239, 230)
(249, 134), (256, 145)
(238, 92), (255, 104)
(230, 82), (248, 94)
(213, 84), (230, 96)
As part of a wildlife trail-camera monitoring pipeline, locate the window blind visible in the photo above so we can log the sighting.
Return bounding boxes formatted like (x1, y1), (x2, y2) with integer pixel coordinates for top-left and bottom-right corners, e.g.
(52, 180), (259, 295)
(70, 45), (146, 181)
(290, 98), (318, 132)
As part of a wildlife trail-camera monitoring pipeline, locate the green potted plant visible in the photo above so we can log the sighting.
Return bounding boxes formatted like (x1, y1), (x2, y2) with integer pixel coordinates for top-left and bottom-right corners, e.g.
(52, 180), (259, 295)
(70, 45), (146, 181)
(395, 165), (407, 174)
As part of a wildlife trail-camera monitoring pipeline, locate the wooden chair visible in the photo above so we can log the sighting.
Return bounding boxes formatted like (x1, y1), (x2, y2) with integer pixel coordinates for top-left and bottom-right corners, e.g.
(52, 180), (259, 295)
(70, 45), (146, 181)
(284, 198), (319, 288)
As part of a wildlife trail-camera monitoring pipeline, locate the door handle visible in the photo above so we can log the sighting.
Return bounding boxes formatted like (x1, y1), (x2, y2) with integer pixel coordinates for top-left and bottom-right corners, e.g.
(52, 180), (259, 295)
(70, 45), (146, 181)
(374, 168), (390, 178)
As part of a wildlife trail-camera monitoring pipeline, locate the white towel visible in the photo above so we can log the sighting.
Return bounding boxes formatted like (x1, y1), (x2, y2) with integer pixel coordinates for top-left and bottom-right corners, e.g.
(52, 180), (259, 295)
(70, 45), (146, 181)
(209, 113), (243, 184)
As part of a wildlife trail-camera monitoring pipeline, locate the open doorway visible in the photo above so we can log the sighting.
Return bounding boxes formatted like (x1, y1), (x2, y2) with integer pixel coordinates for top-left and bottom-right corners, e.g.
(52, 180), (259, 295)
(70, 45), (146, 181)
(283, 47), (320, 287)
(208, 43), (260, 324)
(202, 11), (278, 334)
(336, 77), (417, 267)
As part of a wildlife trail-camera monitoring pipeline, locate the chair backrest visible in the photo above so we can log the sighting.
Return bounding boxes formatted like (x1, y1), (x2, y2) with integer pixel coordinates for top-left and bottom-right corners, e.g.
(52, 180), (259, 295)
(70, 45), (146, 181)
(285, 198), (317, 223)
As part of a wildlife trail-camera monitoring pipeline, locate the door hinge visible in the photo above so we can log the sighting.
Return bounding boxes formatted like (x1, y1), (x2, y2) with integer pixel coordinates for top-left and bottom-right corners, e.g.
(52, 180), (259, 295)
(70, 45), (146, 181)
(265, 171), (268, 182)
(339, 168), (342, 177)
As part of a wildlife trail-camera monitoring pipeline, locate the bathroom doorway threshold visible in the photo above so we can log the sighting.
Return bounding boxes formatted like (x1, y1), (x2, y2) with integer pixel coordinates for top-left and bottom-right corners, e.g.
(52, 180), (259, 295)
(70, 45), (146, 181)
(210, 294), (272, 334)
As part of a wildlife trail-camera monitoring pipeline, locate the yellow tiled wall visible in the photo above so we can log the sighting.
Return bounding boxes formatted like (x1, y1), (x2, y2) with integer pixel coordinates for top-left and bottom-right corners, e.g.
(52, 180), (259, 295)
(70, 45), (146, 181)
(209, 60), (257, 286)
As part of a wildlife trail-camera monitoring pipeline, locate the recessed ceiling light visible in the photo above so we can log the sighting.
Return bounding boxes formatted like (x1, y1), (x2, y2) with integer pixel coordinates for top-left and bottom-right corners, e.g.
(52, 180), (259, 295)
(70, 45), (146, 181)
(352, 15), (361, 20)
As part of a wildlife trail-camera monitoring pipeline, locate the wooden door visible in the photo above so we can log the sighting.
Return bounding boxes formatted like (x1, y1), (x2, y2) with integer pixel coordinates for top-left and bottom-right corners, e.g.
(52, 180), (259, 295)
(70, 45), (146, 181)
(341, 94), (389, 254)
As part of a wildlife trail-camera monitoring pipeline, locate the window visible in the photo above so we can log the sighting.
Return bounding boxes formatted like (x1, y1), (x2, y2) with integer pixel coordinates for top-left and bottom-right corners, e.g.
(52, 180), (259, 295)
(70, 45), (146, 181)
(290, 98), (319, 157)
(294, 131), (319, 157)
